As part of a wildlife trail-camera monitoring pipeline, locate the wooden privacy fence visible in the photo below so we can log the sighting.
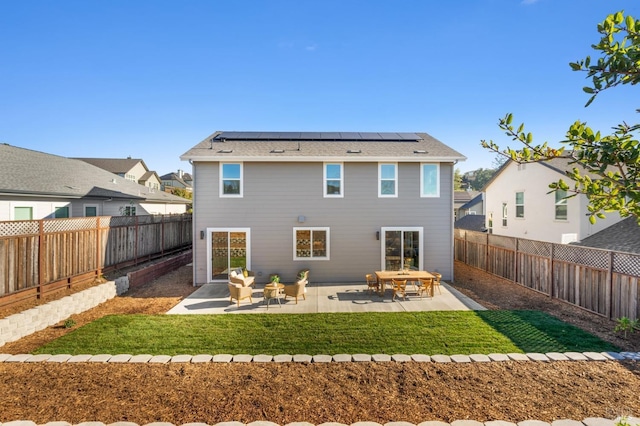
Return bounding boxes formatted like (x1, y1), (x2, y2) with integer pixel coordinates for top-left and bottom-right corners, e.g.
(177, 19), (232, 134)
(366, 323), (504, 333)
(0, 214), (192, 308)
(454, 229), (640, 321)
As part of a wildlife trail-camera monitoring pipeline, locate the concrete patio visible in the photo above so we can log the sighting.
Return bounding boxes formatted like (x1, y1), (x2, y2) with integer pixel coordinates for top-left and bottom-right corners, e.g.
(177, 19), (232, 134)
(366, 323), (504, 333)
(166, 280), (485, 314)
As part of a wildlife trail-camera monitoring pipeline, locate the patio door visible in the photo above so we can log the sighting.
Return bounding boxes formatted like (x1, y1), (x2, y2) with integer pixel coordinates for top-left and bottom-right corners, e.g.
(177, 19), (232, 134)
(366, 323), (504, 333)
(381, 227), (422, 271)
(207, 228), (251, 282)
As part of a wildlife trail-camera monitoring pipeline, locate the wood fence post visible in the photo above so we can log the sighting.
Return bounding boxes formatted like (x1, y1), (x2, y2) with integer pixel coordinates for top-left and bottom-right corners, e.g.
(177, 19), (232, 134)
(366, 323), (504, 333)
(514, 238), (519, 284)
(37, 219), (44, 299)
(549, 244), (554, 298)
(485, 232), (489, 272)
(134, 215), (139, 265)
(161, 215), (165, 255)
(464, 231), (468, 264)
(96, 217), (102, 278)
(607, 250), (614, 319)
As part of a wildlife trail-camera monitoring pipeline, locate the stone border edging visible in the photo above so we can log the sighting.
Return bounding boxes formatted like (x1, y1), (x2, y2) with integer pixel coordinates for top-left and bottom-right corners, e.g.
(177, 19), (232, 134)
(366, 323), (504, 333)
(0, 415), (638, 426)
(1, 351), (639, 364)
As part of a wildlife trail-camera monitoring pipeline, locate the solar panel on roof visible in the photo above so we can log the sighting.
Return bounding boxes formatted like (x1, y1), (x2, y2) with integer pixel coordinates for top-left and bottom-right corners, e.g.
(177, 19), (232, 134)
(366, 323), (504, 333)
(216, 131), (420, 141)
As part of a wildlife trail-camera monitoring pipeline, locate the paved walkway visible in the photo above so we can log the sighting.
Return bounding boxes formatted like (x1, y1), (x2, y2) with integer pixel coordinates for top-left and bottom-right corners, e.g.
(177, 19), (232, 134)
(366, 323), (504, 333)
(166, 280), (485, 314)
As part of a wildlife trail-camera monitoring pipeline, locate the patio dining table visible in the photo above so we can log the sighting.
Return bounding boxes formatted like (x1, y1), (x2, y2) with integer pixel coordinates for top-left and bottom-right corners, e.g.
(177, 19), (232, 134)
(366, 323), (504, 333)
(375, 270), (436, 298)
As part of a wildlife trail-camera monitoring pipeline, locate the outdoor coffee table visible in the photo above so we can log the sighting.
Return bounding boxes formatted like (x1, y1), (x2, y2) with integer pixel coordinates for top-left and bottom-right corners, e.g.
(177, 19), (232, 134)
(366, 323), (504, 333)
(263, 283), (284, 309)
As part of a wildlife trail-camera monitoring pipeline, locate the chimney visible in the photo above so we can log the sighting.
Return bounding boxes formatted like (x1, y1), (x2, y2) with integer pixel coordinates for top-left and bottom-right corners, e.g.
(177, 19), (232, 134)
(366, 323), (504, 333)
(178, 169), (183, 178)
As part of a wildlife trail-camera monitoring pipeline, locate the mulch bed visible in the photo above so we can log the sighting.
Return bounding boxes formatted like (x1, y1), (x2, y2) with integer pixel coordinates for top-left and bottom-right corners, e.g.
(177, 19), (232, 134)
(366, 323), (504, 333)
(0, 261), (639, 424)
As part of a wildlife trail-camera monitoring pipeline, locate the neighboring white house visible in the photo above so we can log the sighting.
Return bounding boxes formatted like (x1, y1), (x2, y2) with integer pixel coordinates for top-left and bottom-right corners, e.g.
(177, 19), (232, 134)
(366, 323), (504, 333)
(74, 157), (163, 191)
(483, 158), (624, 244)
(0, 144), (190, 220)
(181, 131), (466, 285)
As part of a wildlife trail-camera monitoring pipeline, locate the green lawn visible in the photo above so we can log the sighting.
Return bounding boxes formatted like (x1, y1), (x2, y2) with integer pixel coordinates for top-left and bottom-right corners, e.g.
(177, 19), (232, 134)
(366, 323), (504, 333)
(34, 310), (619, 356)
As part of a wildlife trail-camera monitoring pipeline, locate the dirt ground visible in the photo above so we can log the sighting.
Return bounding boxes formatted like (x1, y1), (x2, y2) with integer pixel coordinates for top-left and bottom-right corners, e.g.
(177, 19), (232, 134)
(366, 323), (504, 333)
(0, 261), (639, 424)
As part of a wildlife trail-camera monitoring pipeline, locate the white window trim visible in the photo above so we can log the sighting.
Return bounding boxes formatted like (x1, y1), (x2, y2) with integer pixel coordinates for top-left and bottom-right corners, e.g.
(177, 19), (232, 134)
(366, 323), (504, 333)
(379, 226), (424, 271)
(52, 203), (72, 218)
(420, 163), (440, 198)
(323, 162), (344, 198)
(502, 203), (508, 227)
(555, 189), (568, 221)
(220, 162), (243, 198)
(515, 191), (524, 219)
(378, 163), (398, 198)
(84, 204), (100, 217)
(10, 202), (37, 220)
(206, 227), (251, 283)
(293, 227), (330, 261)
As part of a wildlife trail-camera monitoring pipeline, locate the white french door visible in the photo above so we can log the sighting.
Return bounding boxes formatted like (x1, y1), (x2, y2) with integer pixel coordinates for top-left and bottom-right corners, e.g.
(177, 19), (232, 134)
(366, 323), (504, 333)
(207, 228), (251, 282)
(380, 227), (423, 271)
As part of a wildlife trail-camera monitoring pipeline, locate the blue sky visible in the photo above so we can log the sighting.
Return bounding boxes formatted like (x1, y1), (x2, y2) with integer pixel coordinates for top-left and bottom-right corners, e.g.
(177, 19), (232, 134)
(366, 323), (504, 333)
(1, 0), (638, 176)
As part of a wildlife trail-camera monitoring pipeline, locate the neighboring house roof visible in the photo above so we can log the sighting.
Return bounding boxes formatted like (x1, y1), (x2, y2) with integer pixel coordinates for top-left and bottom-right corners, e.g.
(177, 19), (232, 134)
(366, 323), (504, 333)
(139, 170), (160, 183)
(0, 144), (189, 204)
(73, 157), (148, 175)
(160, 172), (191, 188)
(181, 131), (466, 162)
(454, 214), (487, 232)
(573, 217), (640, 254)
(459, 192), (483, 210)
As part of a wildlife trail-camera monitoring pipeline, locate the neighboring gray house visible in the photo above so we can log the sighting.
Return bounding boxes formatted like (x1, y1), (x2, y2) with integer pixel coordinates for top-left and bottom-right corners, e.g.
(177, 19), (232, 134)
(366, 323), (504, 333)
(160, 170), (193, 193)
(181, 131), (466, 285)
(457, 192), (484, 220)
(0, 144), (190, 220)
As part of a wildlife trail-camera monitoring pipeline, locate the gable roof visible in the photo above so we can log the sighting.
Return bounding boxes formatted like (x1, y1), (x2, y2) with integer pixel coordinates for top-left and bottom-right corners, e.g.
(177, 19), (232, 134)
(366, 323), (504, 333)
(160, 172), (192, 188)
(0, 144), (189, 204)
(573, 216), (640, 254)
(73, 157), (148, 174)
(454, 214), (486, 232)
(139, 170), (160, 183)
(459, 192), (484, 210)
(181, 131), (466, 163)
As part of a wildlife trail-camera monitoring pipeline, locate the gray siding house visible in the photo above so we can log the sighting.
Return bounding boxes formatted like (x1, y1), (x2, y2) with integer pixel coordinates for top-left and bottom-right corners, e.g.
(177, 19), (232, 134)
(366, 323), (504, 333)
(181, 132), (466, 285)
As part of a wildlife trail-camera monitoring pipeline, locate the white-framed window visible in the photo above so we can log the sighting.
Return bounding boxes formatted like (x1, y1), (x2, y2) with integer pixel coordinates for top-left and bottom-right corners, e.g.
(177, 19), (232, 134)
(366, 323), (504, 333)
(515, 192), (524, 218)
(378, 163), (397, 197)
(502, 203), (508, 226)
(125, 173), (137, 182)
(123, 206), (136, 216)
(54, 206), (70, 218)
(324, 162), (343, 197)
(12, 205), (34, 221)
(420, 163), (440, 197)
(84, 204), (99, 217)
(488, 213), (493, 234)
(555, 189), (568, 220)
(380, 227), (423, 271)
(220, 162), (243, 197)
(294, 227), (330, 260)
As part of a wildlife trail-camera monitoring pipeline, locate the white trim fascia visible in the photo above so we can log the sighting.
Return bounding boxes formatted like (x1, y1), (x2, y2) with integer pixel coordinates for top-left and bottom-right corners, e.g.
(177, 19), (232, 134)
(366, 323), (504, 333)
(182, 155), (466, 163)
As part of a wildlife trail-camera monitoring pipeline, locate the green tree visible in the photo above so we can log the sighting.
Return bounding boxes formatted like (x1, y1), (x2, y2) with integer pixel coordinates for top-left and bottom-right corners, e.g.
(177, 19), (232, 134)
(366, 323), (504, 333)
(481, 11), (640, 224)
(454, 167), (463, 190)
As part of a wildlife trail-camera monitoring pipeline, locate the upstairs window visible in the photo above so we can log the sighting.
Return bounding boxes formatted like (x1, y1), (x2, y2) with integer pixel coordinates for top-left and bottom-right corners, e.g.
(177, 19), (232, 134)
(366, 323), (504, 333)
(324, 163), (343, 197)
(420, 163), (440, 197)
(515, 192), (524, 218)
(220, 163), (243, 197)
(54, 206), (69, 218)
(555, 189), (568, 220)
(379, 163), (397, 197)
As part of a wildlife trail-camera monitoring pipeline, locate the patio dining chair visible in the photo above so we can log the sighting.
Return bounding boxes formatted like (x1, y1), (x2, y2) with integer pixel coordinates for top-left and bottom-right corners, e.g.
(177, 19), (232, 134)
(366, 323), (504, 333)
(228, 283), (253, 307)
(391, 279), (408, 301)
(417, 278), (434, 299)
(431, 272), (442, 294)
(365, 273), (379, 294)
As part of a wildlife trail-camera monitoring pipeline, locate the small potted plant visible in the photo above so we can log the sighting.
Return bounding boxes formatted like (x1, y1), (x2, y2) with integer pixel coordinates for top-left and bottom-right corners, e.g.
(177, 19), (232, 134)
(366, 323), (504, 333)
(269, 274), (280, 284)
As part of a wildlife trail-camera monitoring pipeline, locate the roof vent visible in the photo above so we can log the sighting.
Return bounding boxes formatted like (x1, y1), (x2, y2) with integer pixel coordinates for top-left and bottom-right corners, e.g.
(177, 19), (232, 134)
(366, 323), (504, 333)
(413, 150), (427, 154)
(218, 149), (233, 154)
(347, 149), (362, 154)
(270, 149), (285, 153)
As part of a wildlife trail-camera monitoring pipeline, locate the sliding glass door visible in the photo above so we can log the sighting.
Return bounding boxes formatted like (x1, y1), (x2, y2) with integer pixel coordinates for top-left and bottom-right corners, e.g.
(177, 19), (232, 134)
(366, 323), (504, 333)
(208, 228), (251, 281)
(381, 227), (422, 271)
